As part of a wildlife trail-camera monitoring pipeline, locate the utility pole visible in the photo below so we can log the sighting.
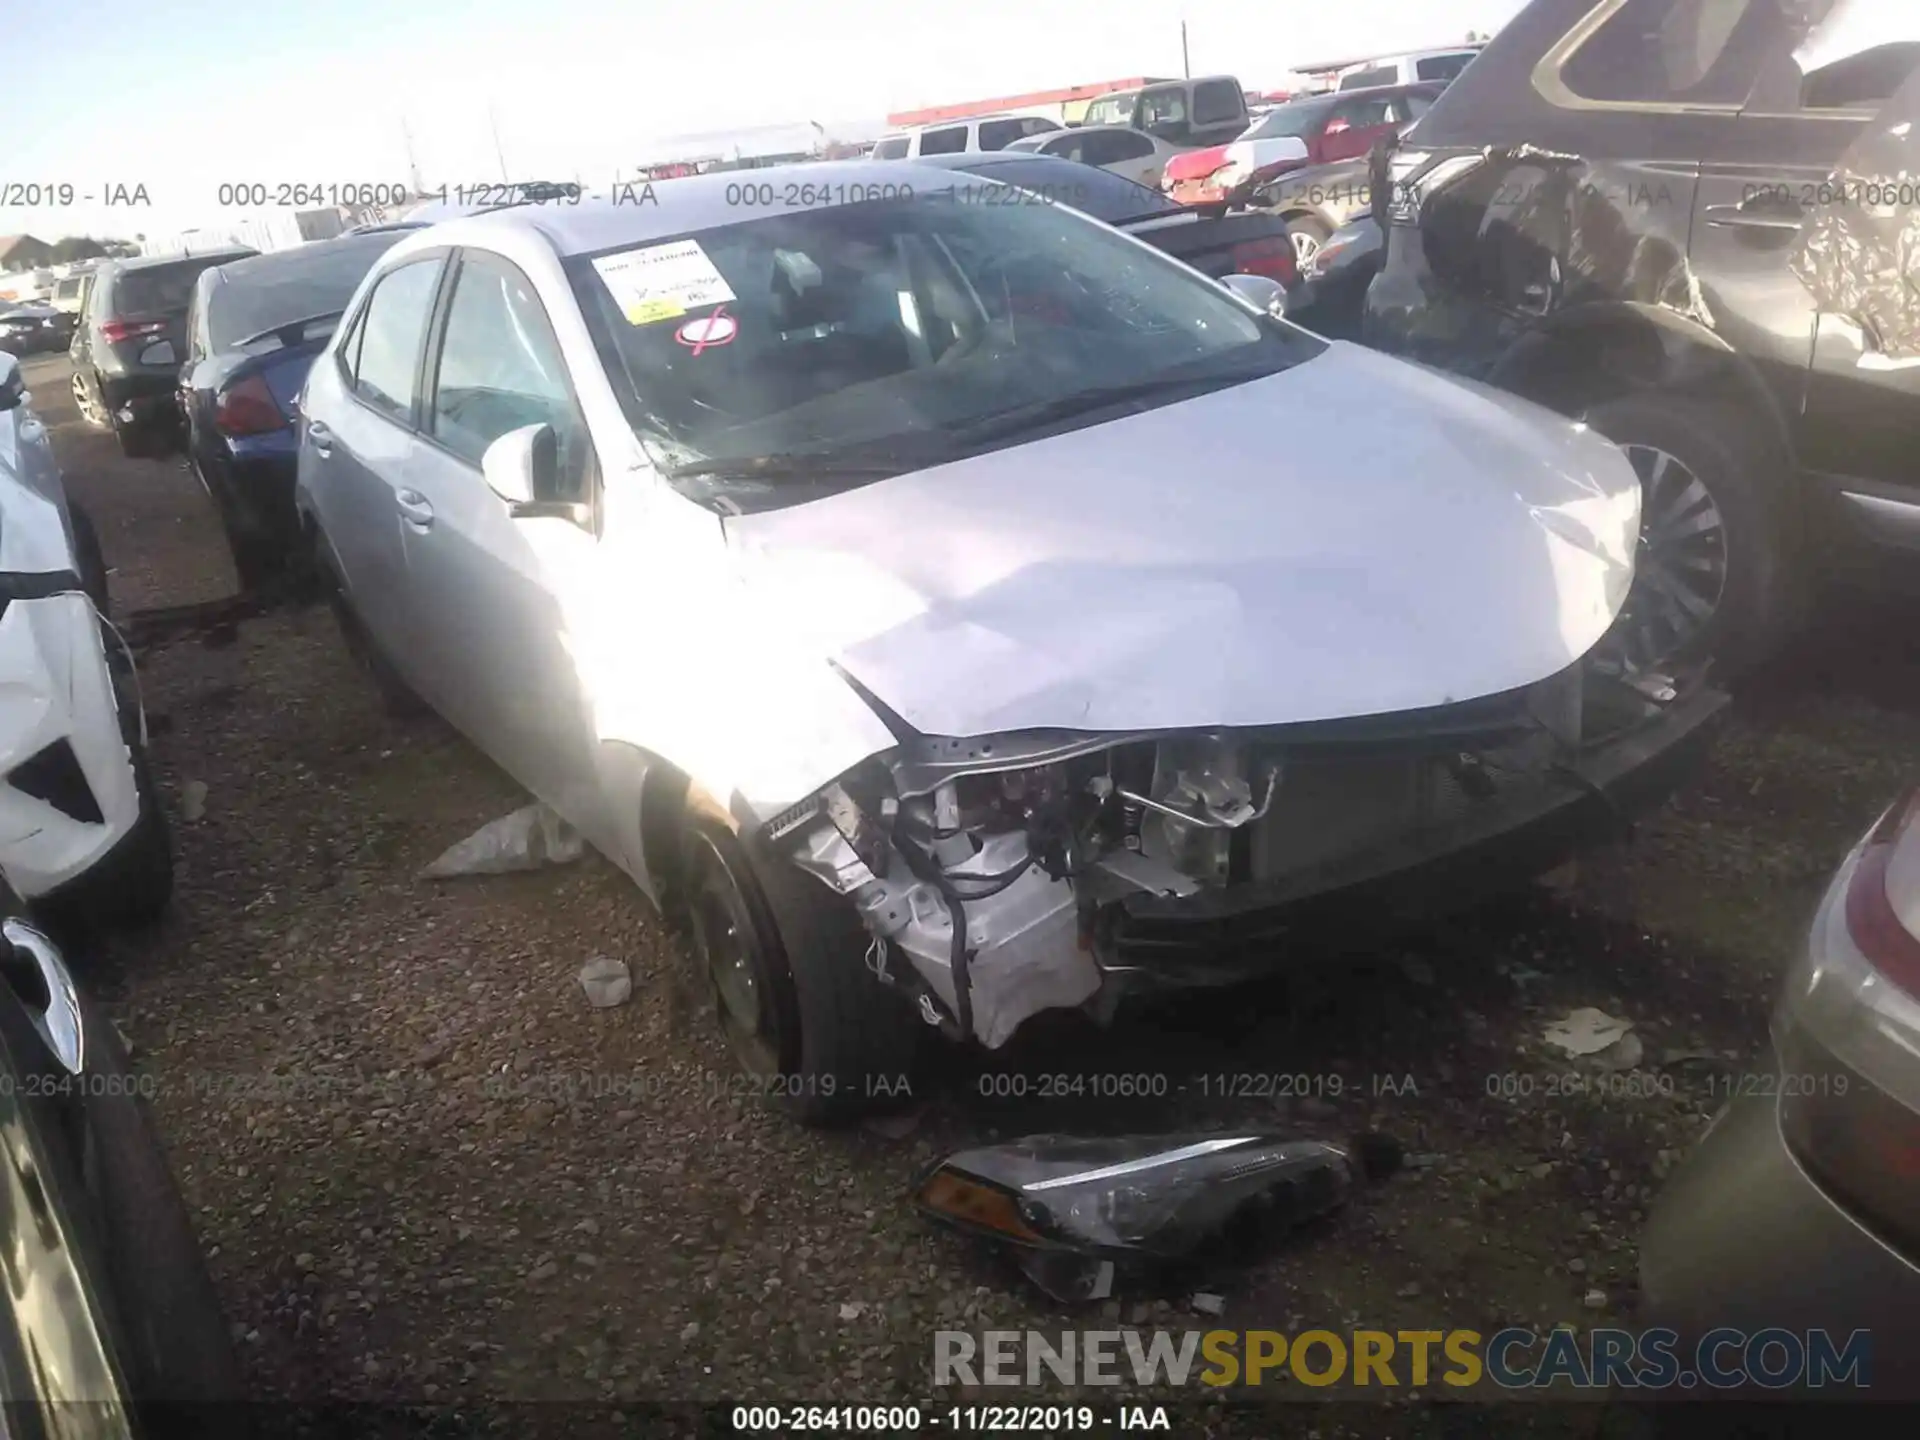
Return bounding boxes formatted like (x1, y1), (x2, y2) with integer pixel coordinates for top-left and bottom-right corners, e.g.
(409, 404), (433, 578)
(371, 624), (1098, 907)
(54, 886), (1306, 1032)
(401, 117), (423, 196)
(489, 106), (510, 181)
(1181, 19), (1191, 78)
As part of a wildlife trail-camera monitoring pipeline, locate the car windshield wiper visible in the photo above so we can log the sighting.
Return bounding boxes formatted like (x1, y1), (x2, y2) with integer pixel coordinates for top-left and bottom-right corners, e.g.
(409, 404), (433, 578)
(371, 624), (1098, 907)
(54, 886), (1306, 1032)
(661, 450), (931, 481)
(942, 370), (1274, 446)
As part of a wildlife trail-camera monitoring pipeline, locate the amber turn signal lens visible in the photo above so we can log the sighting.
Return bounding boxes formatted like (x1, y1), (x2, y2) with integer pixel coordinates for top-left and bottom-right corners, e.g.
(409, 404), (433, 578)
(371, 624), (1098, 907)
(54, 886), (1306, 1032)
(918, 1170), (1045, 1244)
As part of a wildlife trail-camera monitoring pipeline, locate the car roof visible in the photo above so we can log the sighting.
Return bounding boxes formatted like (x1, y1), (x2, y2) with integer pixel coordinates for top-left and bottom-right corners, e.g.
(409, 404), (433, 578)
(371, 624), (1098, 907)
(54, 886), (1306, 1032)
(207, 230), (404, 290)
(107, 247), (256, 274)
(384, 161), (949, 261)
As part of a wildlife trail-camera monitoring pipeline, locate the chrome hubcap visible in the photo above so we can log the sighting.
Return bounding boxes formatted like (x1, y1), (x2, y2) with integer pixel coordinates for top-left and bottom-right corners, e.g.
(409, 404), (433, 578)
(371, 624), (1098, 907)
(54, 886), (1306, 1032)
(1291, 230), (1321, 269)
(1603, 444), (1730, 670)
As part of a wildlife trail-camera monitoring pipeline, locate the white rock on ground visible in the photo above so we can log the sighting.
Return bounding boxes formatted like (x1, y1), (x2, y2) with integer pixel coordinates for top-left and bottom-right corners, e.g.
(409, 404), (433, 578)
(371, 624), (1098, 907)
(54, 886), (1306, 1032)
(578, 957), (632, 1009)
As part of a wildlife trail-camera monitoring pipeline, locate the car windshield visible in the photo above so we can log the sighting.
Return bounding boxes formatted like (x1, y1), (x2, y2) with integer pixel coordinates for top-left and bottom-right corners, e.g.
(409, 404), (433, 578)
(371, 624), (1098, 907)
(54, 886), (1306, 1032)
(936, 159), (1182, 224)
(1245, 97), (1338, 139)
(1081, 91), (1140, 126)
(206, 233), (404, 350)
(569, 186), (1322, 500)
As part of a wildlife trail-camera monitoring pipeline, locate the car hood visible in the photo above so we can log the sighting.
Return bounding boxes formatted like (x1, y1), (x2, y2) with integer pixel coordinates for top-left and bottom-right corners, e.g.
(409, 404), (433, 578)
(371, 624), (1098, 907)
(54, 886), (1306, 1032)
(720, 340), (1640, 740)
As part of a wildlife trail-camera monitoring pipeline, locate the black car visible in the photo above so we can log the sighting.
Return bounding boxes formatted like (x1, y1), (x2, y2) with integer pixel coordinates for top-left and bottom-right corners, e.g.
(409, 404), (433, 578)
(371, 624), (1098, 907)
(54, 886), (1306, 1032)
(914, 152), (1303, 293)
(1363, 0), (1920, 677)
(0, 302), (75, 356)
(0, 884), (240, 1421)
(179, 231), (408, 591)
(69, 248), (256, 458)
(1287, 215), (1383, 339)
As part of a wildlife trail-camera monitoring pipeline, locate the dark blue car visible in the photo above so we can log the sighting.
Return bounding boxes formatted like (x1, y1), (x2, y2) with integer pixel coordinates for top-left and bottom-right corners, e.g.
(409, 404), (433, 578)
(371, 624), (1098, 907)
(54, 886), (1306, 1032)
(179, 230), (409, 591)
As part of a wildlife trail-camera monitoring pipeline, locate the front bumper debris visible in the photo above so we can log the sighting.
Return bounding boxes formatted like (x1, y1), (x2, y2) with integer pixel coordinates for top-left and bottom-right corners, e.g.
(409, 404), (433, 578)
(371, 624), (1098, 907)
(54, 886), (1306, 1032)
(779, 671), (1728, 1047)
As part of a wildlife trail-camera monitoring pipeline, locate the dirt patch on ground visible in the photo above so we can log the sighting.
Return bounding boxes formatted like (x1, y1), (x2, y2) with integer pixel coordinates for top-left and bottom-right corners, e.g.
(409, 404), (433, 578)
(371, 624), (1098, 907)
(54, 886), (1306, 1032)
(25, 352), (1919, 1434)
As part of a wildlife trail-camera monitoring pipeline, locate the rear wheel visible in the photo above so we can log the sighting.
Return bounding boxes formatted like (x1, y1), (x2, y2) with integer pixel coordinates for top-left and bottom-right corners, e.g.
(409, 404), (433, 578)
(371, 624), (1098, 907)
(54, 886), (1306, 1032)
(681, 816), (921, 1125)
(313, 540), (427, 717)
(71, 371), (106, 429)
(112, 415), (162, 460)
(1584, 391), (1793, 678)
(209, 481), (282, 595)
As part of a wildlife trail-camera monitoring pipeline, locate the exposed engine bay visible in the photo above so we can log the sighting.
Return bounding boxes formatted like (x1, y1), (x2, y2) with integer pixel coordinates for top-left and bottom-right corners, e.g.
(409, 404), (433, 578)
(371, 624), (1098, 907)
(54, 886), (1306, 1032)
(768, 660), (1715, 1048)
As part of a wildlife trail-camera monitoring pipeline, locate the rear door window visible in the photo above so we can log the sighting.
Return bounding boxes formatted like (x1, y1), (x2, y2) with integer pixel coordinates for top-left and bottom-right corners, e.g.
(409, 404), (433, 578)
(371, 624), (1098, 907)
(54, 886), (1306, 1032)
(347, 258), (443, 423)
(976, 118), (1030, 150)
(1414, 52), (1477, 83)
(1555, 0), (1773, 108)
(1787, 2), (1920, 111)
(1340, 66), (1396, 90)
(917, 126), (970, 155)
(871, 137), (911, 160)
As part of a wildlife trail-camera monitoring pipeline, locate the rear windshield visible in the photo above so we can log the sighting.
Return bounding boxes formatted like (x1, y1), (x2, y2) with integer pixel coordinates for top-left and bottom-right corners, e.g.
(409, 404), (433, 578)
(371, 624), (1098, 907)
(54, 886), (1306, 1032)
(1339, 67), (1396, 90)
(206, 233), (404, 350)
(871, 137), (910, 160)
(53, 277), (82, 300)
(1245, 97), (1338, 138)
(111, 256), (240, 317)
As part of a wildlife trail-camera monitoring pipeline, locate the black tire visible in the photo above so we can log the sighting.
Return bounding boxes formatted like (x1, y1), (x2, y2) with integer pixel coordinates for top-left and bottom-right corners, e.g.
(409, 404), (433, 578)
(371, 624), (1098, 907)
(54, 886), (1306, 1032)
(313, 541), (429, 717)
(682, 817), (921, 1125)
(209, 484), (281, 596)
(67, 501), (111, 617)
(75, 998), (244, 1408)
(1584, 390), (1794, 679)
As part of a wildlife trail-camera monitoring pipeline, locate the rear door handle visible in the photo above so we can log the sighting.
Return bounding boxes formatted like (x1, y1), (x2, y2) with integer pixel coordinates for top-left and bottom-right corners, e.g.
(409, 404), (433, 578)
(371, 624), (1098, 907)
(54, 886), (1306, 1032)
(396, 489), (435, 529)
(306, 420), (333, 457)
(1704, 201), (1802, 234)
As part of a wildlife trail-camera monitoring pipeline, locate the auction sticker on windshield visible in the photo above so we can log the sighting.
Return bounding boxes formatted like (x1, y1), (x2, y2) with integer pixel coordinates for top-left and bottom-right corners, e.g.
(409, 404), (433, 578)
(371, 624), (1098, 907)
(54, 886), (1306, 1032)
(593, 239), (737, 325)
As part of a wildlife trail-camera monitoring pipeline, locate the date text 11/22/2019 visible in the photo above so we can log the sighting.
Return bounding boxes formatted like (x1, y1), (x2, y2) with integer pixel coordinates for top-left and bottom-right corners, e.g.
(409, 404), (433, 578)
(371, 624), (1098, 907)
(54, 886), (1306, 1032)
(729, 1404), (1174, 1431)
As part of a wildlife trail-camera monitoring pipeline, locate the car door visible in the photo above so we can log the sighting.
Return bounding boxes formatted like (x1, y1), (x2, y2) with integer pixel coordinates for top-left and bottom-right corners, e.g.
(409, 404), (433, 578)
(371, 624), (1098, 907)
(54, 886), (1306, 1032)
(406, 247), (613, 842)
(1322, 96), (1395, 164)
(302, 253), (446, 668)
(1758, 10), (1920, 515)
(1690, 3), (1920, 469)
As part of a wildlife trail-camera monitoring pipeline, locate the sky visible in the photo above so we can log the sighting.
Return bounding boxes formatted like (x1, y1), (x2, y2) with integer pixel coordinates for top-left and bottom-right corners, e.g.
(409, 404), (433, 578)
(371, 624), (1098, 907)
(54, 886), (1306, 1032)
(2, 0), (1528, 243)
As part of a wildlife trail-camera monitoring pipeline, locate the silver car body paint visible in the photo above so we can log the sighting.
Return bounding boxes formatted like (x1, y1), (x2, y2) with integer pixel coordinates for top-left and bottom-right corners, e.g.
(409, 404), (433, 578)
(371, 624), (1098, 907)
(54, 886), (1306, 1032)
(294, 165), (1644, 1046)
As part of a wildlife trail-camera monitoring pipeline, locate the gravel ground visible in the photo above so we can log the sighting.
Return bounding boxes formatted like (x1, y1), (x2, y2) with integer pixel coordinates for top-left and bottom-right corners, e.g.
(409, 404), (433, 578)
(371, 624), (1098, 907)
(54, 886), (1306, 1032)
(23, 351), (1920, 1434)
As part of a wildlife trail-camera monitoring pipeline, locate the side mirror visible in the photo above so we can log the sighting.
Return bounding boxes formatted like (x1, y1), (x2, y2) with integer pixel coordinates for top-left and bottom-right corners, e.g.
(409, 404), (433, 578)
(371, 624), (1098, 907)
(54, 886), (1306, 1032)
(481, 423), (554, 507)
(1221, 272), (1288, 318)
(0, 353), (24, 412)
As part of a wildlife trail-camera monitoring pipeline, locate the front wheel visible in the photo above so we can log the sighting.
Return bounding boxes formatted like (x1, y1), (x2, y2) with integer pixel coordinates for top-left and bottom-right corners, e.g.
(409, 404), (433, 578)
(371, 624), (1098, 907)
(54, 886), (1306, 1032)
(1285, 214), (1332, 271)
(681, 817), (921, 1125)
(1584, 391), (1793, 679)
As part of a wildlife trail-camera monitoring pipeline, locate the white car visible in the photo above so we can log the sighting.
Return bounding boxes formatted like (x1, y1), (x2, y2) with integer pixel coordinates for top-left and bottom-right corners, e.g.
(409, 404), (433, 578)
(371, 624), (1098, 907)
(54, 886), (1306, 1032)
(0, 354), (172, 922)
(1003, 125), (1185, 188)
(867, 114), (1064, 160)
(1337, 46), (1483, 90)
(294, 162), (1724, 1123)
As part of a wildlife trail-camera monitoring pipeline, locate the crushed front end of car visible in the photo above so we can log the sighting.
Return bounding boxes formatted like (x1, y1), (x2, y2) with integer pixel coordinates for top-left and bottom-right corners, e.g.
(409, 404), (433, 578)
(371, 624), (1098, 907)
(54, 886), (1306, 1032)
(763, 659), (1725, 1049)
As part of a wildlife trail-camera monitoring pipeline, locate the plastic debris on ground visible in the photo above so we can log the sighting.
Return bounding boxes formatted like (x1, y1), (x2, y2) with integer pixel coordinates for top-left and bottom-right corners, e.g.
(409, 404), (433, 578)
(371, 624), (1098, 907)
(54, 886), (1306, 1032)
(421, 802), (584, 879)
(577, 956), (632, 1009)
(1543, 1007), (1642, 1070)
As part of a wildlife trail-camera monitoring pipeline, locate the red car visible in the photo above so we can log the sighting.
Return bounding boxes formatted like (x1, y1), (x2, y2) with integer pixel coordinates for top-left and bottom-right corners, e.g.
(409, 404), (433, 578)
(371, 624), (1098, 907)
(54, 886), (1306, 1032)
(1163, 82), (1442, 210)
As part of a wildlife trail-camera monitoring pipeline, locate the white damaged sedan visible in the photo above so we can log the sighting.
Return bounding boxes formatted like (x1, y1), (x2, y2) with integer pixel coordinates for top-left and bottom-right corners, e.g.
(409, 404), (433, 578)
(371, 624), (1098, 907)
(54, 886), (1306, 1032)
(0, 353), (173, 922)
(294, 162), (1725, 1120)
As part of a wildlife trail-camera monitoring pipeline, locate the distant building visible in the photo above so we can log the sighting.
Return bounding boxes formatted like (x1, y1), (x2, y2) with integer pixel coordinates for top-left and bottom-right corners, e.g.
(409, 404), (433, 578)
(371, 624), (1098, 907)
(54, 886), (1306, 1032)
(629, 118), (892, 179)
(142, 208), (350, 257)
(0, 235), (54, 272)
(886, 78), (1172, 130)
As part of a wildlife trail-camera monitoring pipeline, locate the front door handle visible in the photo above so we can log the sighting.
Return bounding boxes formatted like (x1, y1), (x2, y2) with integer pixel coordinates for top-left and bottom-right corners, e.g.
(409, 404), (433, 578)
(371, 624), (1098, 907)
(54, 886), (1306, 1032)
(396, 489), (435, 529)
(306, 419), (333, 457)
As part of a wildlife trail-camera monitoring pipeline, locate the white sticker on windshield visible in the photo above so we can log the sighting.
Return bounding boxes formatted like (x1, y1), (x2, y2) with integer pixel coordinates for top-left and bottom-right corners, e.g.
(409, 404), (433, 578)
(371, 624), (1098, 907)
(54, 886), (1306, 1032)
(593, 239), (738, 326)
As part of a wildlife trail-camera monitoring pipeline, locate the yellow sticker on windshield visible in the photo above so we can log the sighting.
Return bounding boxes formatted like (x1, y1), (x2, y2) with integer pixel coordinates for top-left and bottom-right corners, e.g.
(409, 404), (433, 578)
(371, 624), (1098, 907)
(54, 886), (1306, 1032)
(592, 239), (736, 326)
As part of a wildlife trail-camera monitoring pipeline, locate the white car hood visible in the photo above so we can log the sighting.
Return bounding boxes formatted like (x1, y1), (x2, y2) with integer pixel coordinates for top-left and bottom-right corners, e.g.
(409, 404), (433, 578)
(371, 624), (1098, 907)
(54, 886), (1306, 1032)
(721, 340), (1640, 739)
